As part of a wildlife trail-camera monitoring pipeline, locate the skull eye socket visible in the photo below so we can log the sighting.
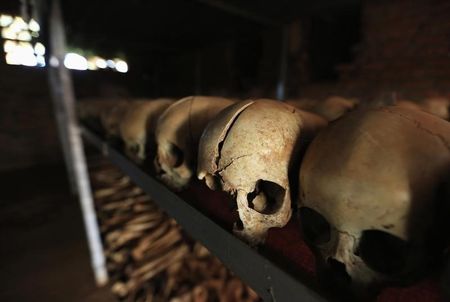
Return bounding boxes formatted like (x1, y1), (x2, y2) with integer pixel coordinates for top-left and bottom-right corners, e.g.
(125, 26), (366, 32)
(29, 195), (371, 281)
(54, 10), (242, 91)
(358, 230), (408, 275)
(168, 143), (184, 168)
(299, 207), (331, 245)
(130, 143), (140, 154)
(246, 180), (286, 215)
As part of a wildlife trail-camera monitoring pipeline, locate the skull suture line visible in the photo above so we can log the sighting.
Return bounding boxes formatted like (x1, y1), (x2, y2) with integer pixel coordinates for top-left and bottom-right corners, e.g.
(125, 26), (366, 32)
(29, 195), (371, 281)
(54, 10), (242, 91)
(119, 99), (173, 163)
(299, 106), (450, 298)
(198, 99), (326, 245)
(154, 96), (235, 191)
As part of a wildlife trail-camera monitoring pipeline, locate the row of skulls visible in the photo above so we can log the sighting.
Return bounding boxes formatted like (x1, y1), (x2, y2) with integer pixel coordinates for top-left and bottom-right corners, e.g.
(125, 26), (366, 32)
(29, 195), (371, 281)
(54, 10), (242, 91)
(78, 95), (450, 300)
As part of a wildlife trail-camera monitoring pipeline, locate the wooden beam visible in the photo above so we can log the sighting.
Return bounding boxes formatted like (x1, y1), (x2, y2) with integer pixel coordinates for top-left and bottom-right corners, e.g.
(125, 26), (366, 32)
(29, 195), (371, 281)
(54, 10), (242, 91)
(195, 0), (280, 26)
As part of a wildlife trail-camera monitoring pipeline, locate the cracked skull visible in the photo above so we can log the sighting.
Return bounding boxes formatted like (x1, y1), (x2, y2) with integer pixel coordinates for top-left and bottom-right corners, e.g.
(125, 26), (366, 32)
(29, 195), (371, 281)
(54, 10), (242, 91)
(299, 106), (450, 297)
(119, 99), (173, 163)
(198, 99), (326, 245)
(154, 96), (235, 190)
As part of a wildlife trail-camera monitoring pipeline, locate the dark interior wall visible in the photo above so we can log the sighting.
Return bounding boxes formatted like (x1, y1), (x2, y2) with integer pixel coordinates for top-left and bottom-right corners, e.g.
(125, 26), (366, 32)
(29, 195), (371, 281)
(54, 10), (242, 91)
(1, 0), (448, 171)
(72, 70), (133, 99)
(156, 27), (283, 99)
(157, 51), (198, 98)
(0, 61), (136, 172)
(0, 62), (62, 172)
(157, 0), (449, 102)
(332, 0), (450, 100)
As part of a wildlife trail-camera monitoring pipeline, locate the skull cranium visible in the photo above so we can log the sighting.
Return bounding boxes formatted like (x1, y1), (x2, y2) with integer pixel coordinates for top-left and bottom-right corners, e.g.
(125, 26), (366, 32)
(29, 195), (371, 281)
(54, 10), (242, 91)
(288, 96), (359, 121)
(198, 99), (326, 245)
(119, 99), (173, 163)
(422, 97), (449, 121)
(77, 98), (129, 121)
(154, 96), (235, 190)
(299, 106), (450, 298)
(396, 97), (449, 121)
(100, 101), (131, 138)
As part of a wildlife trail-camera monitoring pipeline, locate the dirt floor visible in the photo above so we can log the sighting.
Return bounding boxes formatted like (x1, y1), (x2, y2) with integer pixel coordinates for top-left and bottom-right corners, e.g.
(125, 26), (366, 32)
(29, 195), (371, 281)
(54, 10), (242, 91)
(0, 164), (115, 302)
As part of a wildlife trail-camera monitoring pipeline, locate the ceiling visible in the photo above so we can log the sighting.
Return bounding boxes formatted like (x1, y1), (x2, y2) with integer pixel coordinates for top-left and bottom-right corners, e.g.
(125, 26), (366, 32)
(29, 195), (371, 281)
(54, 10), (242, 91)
(62, 0), (359, 56)
(0, 0), (360, 58)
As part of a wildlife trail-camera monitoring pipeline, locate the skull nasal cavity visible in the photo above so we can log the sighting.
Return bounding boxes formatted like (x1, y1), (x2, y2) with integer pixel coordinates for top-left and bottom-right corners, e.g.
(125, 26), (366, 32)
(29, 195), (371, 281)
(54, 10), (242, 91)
(168, 143), (184, 167)
(327, 258), (351, 285)
(246, 180), (286, 215)
(130, 144), (140, 154)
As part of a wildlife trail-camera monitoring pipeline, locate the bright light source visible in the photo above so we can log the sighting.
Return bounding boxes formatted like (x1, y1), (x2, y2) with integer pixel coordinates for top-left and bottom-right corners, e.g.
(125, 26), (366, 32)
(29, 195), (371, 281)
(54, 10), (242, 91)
(5, 47), (37, 66)
(34, 42), (45, 55)
(106, 59), (115, 69)
(64, 53), (88, 70)
(10, 17), (28, 33)
(21, 53), (38, 66)
(28, 19), (40, 32)
(49, 56), (59, 67)
(95, 57), (107, 69)
(115, 60), (128, 73)
(87, 58), (98, 70)
(17, 30), (32, 41)
(36, 55), (46, 67)
(2, 27), (16, 40)
(19, 42), (34, 53)
(0, 14), (13, 27)
(3, 40), (17, 53)
(88, 56), (108, 70)
(4, 40), (37, 66)
(1, 21), (128, 72)
(5, 52), (20, 65)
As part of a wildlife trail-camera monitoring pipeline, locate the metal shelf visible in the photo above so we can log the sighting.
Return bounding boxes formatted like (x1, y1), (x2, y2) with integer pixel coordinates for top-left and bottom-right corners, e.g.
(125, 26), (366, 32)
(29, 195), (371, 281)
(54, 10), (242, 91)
(81, 125), (328, 302)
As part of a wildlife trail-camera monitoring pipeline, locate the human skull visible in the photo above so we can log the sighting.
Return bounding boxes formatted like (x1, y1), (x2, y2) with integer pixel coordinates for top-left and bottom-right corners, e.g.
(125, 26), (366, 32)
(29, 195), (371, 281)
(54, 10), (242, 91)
(422, 97), (449, 120)
(396, 98), (450, 121)
(285, 98), (318, 112)
(100, 101), (131, 138)
(119, 99), (173, 163)
(198, 99), (326, 245)
(288, 96), (359, 121)
(77, 98), (128, 120)
(299, 106), (450, 298)
(154, 96), (235, 191)
(395, 99), (424, 112)
(318, 96), (359, 121)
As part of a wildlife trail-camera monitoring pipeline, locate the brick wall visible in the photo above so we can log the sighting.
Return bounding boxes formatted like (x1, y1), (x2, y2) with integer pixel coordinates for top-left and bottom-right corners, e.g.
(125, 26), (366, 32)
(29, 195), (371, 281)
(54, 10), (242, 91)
(289, 0), (449, 102)
(337, 0), (450, 100)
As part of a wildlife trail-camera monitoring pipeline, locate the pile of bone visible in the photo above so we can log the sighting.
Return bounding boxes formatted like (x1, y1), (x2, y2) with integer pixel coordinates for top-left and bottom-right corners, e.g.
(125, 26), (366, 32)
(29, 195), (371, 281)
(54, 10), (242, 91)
(79, 94), (450, 300)
(88, 159), (258, 302)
